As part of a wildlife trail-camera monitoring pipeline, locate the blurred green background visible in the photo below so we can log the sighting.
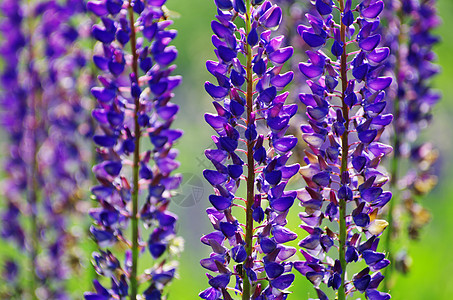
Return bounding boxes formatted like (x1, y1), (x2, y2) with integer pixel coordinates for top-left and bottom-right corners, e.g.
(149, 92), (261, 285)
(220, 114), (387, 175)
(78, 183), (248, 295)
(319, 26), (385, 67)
(2, 0), (453, 299)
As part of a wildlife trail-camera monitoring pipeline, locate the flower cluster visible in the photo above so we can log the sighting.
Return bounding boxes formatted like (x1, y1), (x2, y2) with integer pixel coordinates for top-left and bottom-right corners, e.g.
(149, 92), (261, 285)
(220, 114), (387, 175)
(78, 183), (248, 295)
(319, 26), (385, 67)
(0, 0), (90, 298)
(383, 0), (440, 235)
(85, 0), (182, 298)
(378, 0), (441, 283)
(200, 1), (300, 299)
(36, 1), (92, 296)
(296, 0), (393, 298)
(0, 0), (27, 254)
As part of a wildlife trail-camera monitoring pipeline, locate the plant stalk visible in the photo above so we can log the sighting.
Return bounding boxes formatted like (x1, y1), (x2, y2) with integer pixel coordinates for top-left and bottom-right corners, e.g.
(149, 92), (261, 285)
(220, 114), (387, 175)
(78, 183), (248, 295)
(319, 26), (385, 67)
(243, 0), (255, 299)
(128, 4), (141, 299)
(338, 0), (349, 299)
(26, 1), (40, 298)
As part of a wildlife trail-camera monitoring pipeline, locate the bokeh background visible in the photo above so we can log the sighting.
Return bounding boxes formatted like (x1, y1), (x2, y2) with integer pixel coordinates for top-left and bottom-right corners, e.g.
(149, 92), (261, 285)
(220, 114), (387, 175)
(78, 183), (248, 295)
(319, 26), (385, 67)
(1, 0), (453, 299)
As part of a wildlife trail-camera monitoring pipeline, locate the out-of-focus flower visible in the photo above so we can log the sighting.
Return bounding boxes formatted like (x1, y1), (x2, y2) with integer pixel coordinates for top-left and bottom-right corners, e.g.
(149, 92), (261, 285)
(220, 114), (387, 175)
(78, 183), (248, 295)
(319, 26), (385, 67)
(0, 0), (91, 298)
(379, 0), (441, 289)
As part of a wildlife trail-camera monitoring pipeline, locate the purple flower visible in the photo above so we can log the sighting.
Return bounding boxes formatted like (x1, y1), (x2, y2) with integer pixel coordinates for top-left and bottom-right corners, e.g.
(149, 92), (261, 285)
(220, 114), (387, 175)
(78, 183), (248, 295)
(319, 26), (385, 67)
(379, 0), (441, 289)
(296, 0), (392, 298)
(200, 1), (299, 299)
(0, 0), (27, 251)
(86, 0), (182, 299)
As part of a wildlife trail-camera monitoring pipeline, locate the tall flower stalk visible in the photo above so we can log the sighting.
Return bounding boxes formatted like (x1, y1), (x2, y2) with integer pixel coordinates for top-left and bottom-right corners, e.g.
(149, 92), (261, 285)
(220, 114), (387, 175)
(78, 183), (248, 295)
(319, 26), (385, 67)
(200, 1), (299, 299)
(296, 0), (393, 299)
(85, 0), (182, 299)
(0, 0), (91, 298)
(380, 0), (441, 290)
(0, 1), (28, 295)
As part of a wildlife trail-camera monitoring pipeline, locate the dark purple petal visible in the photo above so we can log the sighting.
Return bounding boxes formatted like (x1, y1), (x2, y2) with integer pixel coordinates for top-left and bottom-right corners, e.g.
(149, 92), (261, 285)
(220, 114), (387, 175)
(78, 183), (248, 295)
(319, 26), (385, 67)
(217, 45), (237, 62)
(345, 246), (359, 263)
(149, 242), (167, 259)
(273, 136), (297, 153)
(331, 40), (343, 57)
(299, 62), (323, 79)
(209, 274), (230, 289)
(265, 170), (282, 185)
(231, 245), (247, 263)
(270, 273), (295, 290)
(270, 196), (294, 212)
(199, 287), (222, 300)
(359, 35), (381, 51)
(366, 290), (391, 300)
(353, 274), (371, 292)
(352, 156), (367, 172)
(201, 231), (225, 246)
(93, 135), (116, 147)
(247, 27), (258, 46)
(312, 172), (330, 187)
(91, 87), (116, 102)
(271, 72), (293, 88)
(361, 1), (384, 19)
(362, 250), (385, 266)
(215, 0), (233, 10)
(272, 226), (297, 243)
(368, 47), (390, 65)
(338, 185), (353, 200)
(368, 77), (392, 91)
(353, 213), (370, 227)
(352, 63), (369, 81)
(233, 0), (246, 14)
(302, 32), (325, 48)
(265, 262), (284, 279)
(261, 6), (282, 29)
(219, 222), (237, 237)
(260, 237), (277, 253)
(209, 195), (232, 211)
(358, 129), (377, 144)
(343, 10), (354, 26)
(205, 82), (228, 100)
(203, 170), (228, 186)
(227, 164), (243, 179)
(361, 187), (383, 202)
(87, 1), (108, 16)
(269, 47), (293, 65)
(316, 0), (333, 15)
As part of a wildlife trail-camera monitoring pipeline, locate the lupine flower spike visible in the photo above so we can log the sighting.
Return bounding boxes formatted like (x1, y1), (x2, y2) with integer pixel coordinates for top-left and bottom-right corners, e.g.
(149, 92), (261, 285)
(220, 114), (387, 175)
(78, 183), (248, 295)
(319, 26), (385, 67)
(296, 0), (393, 299)
(0, 2), (28, 296)
(200, 0), (300, 299)
(380, 0), (441, 290)
(0, 1), (90, 298)
(85, 0), (182, 299)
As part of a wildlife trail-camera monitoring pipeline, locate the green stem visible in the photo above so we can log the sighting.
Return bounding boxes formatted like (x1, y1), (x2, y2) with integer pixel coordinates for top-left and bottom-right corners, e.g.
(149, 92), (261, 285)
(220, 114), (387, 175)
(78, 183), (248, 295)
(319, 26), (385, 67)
(128, 4), (141, 299)
(88, 28), (100, 286)
(26, 2), (40, 298)
(338, 1), (349, 299)
(243, 1), (254, 299)
(28, 159), (39, 300)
